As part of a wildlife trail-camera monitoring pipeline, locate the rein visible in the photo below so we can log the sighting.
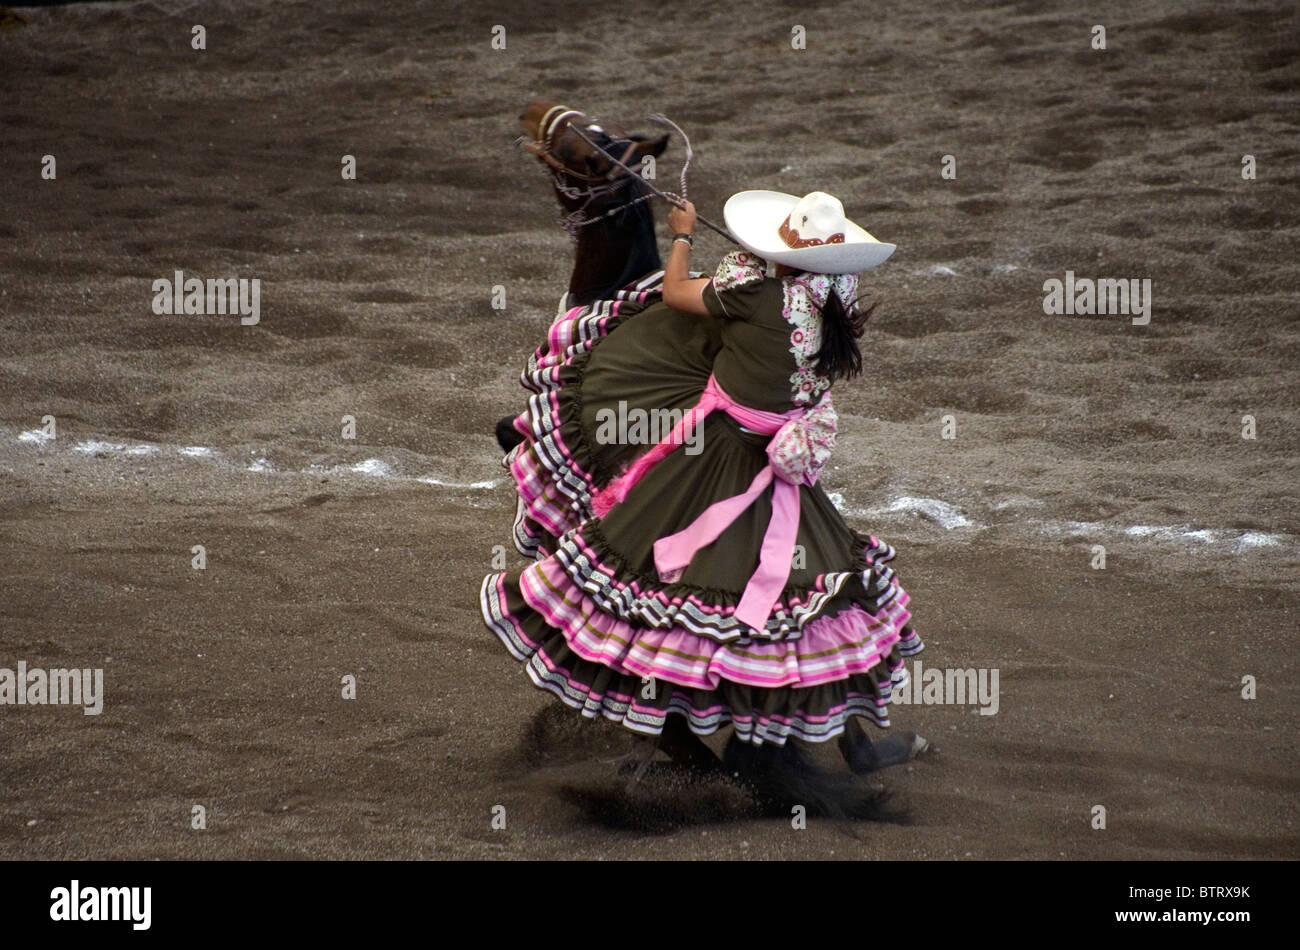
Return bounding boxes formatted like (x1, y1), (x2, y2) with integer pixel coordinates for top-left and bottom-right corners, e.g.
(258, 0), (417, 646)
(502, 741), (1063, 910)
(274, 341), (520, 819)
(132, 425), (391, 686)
(520, 108), (655, 239)
(521, 105), (738, 244)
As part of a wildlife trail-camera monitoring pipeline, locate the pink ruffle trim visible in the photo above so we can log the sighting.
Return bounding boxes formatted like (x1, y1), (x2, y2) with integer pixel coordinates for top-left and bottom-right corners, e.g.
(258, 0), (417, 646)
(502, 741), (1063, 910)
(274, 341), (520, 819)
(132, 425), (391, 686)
(517, 556), (911, 690)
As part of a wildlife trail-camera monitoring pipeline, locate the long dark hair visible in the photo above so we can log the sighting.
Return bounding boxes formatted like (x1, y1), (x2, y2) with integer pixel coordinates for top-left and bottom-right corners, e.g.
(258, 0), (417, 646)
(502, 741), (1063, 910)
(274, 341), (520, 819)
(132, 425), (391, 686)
(813, 288), (876, 382)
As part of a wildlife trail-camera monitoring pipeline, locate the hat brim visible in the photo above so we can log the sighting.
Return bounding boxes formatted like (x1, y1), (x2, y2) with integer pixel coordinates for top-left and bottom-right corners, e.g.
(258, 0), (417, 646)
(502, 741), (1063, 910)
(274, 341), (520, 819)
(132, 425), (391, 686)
(723, 190), (895, 273)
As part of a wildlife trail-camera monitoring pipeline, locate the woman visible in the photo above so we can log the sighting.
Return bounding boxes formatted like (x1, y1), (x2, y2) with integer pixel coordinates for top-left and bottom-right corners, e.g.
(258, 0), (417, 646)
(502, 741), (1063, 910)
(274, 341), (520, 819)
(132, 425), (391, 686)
(482, 189), (925, 801)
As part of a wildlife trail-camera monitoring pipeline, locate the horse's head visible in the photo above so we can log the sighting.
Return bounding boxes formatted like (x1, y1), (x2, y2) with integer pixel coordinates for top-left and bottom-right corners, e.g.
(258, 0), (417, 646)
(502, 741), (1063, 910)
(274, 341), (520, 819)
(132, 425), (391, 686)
(518, 100), (672, 303)
(519, 99), (669, 185)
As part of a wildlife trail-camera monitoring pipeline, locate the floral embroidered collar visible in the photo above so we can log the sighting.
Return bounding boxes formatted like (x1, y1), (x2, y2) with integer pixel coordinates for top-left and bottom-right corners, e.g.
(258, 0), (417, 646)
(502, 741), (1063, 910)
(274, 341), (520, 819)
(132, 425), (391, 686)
(711, 251), (858, 406)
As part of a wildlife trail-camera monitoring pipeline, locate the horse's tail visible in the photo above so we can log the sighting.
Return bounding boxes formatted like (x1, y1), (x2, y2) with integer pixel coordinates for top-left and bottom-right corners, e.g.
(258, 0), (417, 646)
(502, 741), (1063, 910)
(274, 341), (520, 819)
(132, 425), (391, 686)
(496, 414), (524, 453)
(558, 735), (905, 833)
(723, 735), (907, 822)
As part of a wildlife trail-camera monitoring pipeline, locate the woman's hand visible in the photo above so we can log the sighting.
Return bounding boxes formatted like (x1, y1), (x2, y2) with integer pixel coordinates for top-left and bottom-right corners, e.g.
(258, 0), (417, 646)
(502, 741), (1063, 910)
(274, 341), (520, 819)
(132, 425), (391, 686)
(668, 200), (696, 235)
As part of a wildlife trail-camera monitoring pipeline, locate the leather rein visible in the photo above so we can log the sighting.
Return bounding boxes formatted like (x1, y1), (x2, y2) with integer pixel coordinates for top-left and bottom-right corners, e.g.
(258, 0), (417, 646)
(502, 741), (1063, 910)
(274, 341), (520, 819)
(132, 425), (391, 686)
(520, 104), (737, 244)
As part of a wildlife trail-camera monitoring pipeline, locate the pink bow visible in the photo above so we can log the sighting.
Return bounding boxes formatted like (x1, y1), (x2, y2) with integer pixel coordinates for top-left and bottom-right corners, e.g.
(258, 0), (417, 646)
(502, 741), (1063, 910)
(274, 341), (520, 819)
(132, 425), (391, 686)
(592, 375), (824, 633)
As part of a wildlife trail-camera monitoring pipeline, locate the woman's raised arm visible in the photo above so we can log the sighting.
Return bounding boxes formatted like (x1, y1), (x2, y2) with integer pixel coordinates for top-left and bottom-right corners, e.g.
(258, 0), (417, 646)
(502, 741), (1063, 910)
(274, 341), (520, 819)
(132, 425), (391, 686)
(661, 201), (711, 315)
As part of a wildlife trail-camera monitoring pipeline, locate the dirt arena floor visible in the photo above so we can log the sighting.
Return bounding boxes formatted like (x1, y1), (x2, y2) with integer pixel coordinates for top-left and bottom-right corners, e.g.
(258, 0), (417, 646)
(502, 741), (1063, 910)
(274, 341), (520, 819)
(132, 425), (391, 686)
(1, 0), (1297, 860)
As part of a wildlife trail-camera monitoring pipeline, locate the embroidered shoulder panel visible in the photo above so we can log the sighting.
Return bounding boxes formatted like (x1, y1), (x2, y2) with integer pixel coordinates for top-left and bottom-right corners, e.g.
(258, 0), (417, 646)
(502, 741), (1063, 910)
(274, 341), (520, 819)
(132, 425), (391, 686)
(711, 250), (766, 292)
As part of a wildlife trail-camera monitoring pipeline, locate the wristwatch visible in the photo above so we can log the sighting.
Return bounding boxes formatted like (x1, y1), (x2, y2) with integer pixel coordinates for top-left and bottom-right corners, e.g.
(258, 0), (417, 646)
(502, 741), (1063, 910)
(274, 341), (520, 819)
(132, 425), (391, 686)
(672, 233), (694, 247)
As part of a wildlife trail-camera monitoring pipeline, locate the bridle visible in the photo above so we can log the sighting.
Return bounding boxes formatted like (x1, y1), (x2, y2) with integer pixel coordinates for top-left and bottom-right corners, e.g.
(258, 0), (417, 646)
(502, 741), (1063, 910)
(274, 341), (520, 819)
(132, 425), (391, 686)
(520, 104), (658, 238)
(524, 105), (642, 183)
(518, 104), (738, 244)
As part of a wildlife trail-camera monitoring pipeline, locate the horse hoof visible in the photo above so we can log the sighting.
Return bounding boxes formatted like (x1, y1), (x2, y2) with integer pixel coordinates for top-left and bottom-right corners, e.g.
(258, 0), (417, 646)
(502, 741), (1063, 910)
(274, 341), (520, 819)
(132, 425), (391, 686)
(840, 730), (928, 774)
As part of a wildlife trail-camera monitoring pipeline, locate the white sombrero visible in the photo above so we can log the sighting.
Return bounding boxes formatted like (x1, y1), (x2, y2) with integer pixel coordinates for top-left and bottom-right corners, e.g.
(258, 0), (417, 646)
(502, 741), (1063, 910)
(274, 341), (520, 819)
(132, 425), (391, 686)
(723, 190), (895, 274)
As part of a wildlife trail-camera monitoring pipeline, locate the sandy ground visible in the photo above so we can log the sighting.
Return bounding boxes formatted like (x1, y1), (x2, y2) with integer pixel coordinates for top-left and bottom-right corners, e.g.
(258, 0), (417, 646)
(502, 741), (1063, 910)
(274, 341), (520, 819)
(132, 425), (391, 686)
(0, 0), (1297, 860)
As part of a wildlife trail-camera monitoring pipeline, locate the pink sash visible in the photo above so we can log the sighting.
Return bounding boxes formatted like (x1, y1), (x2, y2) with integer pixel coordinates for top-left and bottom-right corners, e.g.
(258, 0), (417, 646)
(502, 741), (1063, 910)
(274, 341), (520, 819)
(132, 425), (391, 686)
(591, 375), (807, 632)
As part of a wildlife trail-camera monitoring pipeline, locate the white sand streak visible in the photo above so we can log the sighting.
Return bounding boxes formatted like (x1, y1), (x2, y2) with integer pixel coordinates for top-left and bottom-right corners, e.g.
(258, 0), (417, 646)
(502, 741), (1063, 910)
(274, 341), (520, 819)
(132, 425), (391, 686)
(825, 486), (1291, 554)
(6, 430), (1291, 549)
(6, 429), (500, 491)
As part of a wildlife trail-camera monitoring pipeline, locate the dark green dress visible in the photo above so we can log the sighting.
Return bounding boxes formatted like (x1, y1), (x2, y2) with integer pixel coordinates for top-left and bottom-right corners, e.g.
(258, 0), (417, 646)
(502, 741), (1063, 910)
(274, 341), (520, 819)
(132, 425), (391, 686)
(481, 252), (921, 745)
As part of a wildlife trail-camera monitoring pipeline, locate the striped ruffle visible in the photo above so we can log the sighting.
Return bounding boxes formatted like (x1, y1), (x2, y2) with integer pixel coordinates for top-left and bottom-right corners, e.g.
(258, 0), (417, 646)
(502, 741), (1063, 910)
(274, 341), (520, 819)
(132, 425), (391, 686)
(505, 272), (666, 558)
(528, 651), (901, 744)
(504, 557), (915, 689)
(551, 523), (907, 642)
(482, 572), (917, 744)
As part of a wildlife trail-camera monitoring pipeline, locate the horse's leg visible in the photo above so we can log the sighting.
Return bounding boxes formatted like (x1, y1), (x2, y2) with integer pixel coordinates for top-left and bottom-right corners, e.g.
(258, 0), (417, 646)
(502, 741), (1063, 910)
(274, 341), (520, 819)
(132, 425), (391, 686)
(838, 716), (928, 774)
(657, 715), (724, 775)
(624, 735), (659, 785)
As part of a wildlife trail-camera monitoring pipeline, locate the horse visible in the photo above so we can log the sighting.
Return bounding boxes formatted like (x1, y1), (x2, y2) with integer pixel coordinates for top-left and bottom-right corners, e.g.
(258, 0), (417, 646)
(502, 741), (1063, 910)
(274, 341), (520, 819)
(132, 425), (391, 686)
(495, 99), (923, 829)
(495, 101), (670, 454)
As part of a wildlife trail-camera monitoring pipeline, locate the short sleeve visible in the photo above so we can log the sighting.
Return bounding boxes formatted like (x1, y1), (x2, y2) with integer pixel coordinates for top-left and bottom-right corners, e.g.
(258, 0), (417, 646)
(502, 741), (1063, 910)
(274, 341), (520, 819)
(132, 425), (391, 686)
(703, 250), (768, 321)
